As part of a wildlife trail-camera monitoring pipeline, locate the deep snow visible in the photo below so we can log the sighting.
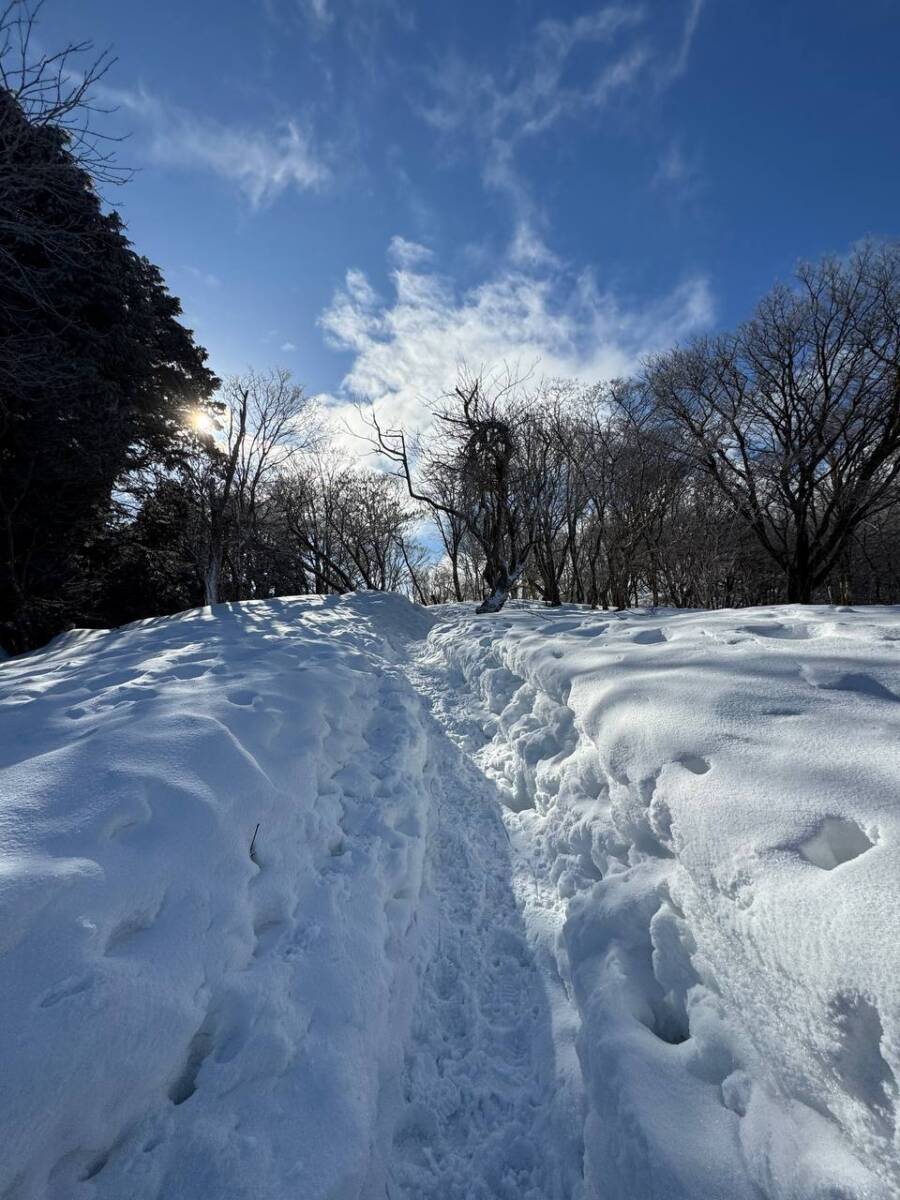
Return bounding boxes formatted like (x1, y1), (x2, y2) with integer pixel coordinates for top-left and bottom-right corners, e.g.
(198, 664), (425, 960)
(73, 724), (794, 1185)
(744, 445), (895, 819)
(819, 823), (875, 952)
(0, 595), (898, 1198)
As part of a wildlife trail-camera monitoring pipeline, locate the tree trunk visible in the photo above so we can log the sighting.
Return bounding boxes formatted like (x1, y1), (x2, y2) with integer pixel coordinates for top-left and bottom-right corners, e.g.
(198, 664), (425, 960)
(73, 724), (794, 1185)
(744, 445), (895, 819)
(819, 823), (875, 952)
(450, 548), (463, 602)
(204, 546), (220, 606)
(785, 565), (812, 604)
(476, 560), (526, 614)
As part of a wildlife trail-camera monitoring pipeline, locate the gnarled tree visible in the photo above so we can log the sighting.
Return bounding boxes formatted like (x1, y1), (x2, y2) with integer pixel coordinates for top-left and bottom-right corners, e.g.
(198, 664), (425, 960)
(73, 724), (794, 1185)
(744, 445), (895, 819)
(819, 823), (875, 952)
(371, 370), (541, 613)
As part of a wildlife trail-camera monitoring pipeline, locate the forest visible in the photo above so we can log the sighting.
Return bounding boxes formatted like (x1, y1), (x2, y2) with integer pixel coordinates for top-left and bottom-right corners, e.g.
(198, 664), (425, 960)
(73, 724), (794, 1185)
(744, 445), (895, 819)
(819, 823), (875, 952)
(3, 4), (900, 653)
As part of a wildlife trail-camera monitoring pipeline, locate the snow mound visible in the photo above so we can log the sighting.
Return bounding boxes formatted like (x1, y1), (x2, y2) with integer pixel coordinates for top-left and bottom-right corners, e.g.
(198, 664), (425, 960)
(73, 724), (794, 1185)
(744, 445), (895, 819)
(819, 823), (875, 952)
(419, 602), (900, 1200)
(0, 594), (440, 1199)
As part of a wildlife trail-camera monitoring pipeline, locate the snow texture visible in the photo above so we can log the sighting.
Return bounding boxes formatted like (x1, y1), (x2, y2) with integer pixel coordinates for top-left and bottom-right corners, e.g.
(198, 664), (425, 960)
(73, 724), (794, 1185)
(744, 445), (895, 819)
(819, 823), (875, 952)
(0, 595), (898, 1198)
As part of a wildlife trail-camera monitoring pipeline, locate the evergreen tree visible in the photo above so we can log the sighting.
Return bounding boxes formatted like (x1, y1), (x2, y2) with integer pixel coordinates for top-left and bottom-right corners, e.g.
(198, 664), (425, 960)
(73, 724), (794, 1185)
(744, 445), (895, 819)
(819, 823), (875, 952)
(0, 86), (218, 652)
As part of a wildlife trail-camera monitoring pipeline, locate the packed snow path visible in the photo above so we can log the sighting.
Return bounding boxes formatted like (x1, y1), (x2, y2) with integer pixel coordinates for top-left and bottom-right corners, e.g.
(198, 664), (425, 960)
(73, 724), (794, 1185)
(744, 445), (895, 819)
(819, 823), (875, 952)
(1, 594), (898, 1199)
(386, 649), (584, 1199)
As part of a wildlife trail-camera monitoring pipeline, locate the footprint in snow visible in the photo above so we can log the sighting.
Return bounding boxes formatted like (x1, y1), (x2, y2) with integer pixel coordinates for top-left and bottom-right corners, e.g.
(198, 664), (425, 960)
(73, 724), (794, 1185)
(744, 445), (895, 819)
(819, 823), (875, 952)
(739, 622), (813, 640)
(162, 663), (209, 681)
(678, 755), (711, 775)
(104, 899), (164, 955)
(631, 628), (667, 645)
(821, 672), (900, 703)
(798, 817), (874, 870)
(37, 972), (94, 1008)
(168, 1012), (218, 1105)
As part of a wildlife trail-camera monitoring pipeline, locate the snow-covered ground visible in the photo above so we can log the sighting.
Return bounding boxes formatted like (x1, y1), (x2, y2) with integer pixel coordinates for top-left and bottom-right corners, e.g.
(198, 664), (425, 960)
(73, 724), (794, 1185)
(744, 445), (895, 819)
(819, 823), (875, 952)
(1, 595), (898, 1198)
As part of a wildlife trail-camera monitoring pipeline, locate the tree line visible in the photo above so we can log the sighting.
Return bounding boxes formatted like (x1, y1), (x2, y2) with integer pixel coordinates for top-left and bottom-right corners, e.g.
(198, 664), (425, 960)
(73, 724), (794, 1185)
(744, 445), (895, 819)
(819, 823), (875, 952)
(2, 3), (900, 653)
(376, 240), (900, 613)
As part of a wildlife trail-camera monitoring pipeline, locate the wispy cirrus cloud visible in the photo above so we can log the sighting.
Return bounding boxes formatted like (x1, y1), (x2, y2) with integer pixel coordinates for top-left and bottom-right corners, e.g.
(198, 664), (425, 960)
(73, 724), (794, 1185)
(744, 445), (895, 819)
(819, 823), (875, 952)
(667, 0), (706, 83)
(300, 0), (333, 31)
(652, 139), (703, 207)
(104, 84), (329, 209)
(319, 236), (713, 432)
(182, 265), (222, 288)
(417, 2), (705, 248)
(154, 114), (327, 208)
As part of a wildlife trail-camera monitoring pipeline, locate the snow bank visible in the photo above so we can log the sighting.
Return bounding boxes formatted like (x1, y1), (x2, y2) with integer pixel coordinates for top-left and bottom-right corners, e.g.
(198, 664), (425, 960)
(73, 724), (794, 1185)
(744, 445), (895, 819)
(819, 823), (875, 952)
(3, 594), (898, 1198)
(0, 594), (438, 1199)
(421, 603), (900, 1199)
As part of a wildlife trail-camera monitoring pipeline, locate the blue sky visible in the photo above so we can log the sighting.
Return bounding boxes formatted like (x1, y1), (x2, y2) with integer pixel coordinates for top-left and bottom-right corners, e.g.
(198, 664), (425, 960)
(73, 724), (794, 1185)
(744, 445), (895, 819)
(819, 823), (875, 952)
(39, 0), (900, 427)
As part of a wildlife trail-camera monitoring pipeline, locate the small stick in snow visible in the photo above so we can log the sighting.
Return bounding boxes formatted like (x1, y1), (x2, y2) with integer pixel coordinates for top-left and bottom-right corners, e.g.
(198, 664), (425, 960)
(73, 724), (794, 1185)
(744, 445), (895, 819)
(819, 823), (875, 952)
(249, 823), (261, 865)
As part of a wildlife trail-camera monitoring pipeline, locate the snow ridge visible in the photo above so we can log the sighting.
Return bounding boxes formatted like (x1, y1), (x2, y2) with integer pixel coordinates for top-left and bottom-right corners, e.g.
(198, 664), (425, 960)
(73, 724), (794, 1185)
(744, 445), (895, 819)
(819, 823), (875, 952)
(0, 595), (437, 1199)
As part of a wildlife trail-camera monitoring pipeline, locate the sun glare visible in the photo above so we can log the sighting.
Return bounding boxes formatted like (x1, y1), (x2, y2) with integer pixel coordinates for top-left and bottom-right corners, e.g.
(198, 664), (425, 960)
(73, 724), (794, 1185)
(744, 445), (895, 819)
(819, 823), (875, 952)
(187, 408), (214, 436)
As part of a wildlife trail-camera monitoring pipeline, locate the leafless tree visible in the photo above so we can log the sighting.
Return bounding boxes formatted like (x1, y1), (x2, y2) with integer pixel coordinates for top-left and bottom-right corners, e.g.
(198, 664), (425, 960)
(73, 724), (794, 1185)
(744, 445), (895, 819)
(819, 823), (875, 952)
(196, 368), (319, 604)
(370, 369), (543, 613)
(268, 454), (425, 599)
(0, 0), (123, 180)
(647, 242), (900, 602)
(521, 382), (591, 606)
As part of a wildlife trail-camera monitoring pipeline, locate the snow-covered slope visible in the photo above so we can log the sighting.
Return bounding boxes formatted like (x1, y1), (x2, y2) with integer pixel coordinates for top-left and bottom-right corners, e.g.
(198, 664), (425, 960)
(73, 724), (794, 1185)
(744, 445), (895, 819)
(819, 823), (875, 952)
(1, 595), (898, 1198)
(0, 595), (442, 1199)
(421, 602), (900, 1200)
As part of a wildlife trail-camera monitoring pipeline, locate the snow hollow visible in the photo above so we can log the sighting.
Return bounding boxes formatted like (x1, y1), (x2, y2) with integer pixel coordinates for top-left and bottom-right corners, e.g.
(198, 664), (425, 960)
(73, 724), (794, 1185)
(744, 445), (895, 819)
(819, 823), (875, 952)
(0, 594), (898, 1199)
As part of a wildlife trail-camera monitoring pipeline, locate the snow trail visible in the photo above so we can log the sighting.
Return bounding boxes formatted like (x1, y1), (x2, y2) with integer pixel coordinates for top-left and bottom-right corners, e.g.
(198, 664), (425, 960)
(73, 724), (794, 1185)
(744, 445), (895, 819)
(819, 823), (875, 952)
(417, 602), (900, 1200)
(382, 649), (585, 1199)
(2, 594), (899, 1199)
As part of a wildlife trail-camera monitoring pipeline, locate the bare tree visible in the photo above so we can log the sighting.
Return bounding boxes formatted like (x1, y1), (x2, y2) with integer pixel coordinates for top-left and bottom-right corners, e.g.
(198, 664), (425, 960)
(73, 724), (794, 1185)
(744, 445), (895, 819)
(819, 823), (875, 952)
(197, 368), (318, 604)
(268, 454), (425, 599)
(647, 242), (900, 602)
(521, 383), (590, 607)
(0, 0), (123, 179)
(370, 369), (542, 613)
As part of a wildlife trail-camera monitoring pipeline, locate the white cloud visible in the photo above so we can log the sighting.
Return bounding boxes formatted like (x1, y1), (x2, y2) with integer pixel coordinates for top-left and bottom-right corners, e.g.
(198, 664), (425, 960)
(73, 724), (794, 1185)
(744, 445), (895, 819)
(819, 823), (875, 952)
(387, 236), (434, 269)
(419, 5), (644, 142)
(104, 85), (328, 209)
(281, 341), (297, 352)
(152, 115), (327, 208)
(653, 143), (689, 188)
(319, 241), (714, 435)
(651, 139), (703, 206)
(667, 0), (706, 83)
(508, 221), (560, 270)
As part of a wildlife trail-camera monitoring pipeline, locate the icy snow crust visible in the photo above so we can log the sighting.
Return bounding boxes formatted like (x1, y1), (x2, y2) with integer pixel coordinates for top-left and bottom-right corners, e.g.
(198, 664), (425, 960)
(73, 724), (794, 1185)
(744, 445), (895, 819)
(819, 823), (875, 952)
(0, 595), (898, 1198)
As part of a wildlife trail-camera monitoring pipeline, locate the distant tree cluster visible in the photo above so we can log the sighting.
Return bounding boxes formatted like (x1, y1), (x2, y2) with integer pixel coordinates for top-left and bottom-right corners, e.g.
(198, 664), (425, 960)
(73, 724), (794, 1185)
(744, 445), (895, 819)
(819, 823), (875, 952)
(3, 3), (900, 652)
(87, 367), (430, 632)
(376, 241), (900, 613)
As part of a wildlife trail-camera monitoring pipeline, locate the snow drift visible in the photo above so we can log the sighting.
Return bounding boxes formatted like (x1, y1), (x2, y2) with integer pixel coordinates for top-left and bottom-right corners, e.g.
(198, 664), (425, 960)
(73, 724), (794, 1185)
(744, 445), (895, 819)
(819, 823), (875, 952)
(0, 595), (440, 1199)
(422, 602), (900, 1199)
(0, 594), (898, 1198)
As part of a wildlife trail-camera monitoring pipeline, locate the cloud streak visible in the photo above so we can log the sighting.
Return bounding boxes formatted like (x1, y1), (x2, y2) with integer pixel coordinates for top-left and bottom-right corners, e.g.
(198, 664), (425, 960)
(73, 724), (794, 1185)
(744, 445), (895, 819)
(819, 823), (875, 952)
(416, 2), (705, 255)
(104, 85), (329, 209)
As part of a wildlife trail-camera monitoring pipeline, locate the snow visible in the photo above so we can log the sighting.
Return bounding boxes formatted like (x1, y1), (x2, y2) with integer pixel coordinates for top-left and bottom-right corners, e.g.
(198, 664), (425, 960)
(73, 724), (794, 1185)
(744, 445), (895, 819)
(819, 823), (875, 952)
(0, 595), (898, 1198)
(421, 602), (900, 1199)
